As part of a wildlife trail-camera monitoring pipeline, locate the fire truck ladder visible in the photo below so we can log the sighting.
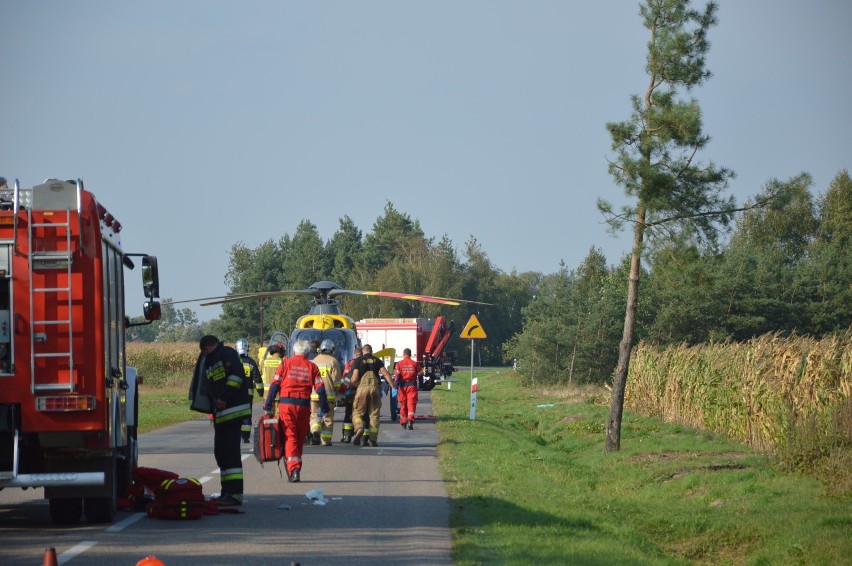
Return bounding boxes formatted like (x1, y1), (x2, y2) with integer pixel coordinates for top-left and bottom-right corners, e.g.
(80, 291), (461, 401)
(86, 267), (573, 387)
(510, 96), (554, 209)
(27, 208), (75, 393)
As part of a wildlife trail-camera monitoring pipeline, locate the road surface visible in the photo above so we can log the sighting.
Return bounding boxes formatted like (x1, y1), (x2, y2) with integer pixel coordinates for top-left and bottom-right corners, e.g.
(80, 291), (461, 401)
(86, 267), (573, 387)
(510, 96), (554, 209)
(0, 394), (452, 566)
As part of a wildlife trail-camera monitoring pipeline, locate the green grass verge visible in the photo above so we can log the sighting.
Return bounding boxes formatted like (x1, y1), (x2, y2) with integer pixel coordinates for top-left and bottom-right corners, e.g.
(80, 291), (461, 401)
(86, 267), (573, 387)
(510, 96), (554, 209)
(433, 369), (852, 566)
(136, 374), (259, 433)
(137, 385), (195, 434)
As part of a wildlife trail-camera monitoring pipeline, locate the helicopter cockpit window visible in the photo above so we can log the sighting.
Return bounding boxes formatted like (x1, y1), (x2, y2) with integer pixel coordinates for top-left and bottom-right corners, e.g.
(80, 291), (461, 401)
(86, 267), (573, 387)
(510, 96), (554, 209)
(290, 328), (358, 366)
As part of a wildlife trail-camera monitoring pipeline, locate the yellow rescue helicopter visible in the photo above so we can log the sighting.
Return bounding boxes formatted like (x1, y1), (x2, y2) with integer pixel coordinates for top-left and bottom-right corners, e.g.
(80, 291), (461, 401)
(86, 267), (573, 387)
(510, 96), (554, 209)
(170, 280), (489, 389)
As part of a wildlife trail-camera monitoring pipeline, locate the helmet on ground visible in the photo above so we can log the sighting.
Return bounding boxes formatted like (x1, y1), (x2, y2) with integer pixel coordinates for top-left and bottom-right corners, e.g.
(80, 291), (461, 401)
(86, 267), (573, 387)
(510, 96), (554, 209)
(235, 338), (249, 356)
(320, 339), (335, 353)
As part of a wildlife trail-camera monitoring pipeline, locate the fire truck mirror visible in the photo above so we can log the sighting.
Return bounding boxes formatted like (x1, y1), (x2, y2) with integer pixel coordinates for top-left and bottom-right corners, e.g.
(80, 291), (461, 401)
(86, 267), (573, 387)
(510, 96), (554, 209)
(143, 301), (162, 322)
(141, 256), (160, 299)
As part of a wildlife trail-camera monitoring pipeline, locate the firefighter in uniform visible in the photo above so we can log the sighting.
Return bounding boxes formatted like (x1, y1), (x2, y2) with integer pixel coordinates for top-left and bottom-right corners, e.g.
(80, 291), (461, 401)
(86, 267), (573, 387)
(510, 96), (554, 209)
(263, 340), (329, 483)
(198, 335), (251, 506)
(394, 347), (423, 430)
(310, 339), (342, 446)
(350, 344), (395, 447)
(339, 347), (362, 443)
(261, 342), (286, 387)
(236, 338), (264, 444)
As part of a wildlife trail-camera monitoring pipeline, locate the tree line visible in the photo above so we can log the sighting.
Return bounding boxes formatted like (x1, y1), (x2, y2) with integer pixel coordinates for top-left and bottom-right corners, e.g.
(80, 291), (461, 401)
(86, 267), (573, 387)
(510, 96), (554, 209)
(128, 169), (850, 380)
(507, 170), (851, 389)
(128, 201), (534, 366)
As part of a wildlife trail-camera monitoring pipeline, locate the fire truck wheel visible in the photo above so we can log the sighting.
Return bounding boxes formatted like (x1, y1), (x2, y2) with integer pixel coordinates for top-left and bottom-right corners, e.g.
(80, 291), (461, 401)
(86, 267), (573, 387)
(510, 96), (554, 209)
(117, 435), (138, 496)
(49, 497), (83, 525)
(84, 495), (117, 524)
(84, 457), (118, 524)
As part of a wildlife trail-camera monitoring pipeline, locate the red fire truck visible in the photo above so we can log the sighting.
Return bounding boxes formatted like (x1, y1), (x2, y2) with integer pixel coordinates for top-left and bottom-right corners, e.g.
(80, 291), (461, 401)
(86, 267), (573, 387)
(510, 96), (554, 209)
(356, 316), (458, 390)
(0, 178), (161, 525)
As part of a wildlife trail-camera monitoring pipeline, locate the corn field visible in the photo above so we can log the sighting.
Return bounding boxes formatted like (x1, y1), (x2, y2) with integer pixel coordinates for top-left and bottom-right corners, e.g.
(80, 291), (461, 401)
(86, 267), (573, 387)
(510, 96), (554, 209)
(127, 342), (199, 385)
(625, 331), (852, 457)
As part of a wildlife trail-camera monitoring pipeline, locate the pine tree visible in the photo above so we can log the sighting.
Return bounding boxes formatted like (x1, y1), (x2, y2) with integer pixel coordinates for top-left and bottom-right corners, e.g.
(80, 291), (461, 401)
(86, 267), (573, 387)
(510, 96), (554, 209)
(601, 0), (734, 451)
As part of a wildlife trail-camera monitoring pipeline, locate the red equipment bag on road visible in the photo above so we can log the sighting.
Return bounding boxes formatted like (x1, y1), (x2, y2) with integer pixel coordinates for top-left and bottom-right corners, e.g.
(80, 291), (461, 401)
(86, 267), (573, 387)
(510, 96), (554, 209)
(118, 467), (180, 512)
(253, 415), (285, 464)
(133, 466), (179, 489)
(146, 477), (205, 520)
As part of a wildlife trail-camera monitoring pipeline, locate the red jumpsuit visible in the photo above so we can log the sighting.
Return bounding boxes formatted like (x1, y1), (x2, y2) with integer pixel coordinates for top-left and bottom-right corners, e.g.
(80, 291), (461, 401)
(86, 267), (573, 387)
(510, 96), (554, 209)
(394, 355), (421, 427)
(268, 355), (324, 476)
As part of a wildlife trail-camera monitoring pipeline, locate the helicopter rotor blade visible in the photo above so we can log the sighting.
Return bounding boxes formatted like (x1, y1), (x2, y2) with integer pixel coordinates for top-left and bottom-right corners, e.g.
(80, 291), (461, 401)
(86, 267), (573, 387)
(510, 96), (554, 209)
(198, 289), (320, 306)
(167, 281), (492, 308)
(163, 292), (259, 306)
(330, 289), (492, 306)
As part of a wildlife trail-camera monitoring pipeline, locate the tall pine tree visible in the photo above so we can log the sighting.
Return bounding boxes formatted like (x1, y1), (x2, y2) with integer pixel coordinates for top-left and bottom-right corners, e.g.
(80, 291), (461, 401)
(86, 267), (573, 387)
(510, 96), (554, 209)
(601, 0), (734, 451)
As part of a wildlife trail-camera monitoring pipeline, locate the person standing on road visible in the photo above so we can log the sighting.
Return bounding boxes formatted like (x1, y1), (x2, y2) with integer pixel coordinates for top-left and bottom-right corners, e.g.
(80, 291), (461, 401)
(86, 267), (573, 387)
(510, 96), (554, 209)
(236, 338), (264, 444)
(198, 335), (251, 506)
(307, 339), (320, 361)
(339, 347), (362, 443)
(350, 344), (395, 447)
(380, 353), (400, 422)
(263, 339), (329, 483)
(260, 342), (286, 387)
(310, 339), (342, 446)
(394, 348), (423, 430)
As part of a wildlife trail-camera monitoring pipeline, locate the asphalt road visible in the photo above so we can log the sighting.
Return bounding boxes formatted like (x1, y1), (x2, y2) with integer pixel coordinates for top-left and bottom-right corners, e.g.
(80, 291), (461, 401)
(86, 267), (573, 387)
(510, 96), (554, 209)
(0, 394), (452, 566)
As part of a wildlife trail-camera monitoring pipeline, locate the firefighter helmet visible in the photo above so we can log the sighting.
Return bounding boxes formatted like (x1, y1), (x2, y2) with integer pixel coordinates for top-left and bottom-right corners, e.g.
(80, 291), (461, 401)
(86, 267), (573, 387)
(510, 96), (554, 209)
(235, 338), (249, 356)
(320, 339), (335, 353)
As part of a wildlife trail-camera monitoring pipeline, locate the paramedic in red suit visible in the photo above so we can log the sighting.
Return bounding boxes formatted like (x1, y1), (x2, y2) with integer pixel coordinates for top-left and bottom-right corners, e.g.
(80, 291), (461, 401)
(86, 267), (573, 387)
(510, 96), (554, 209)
(263, 339), (329, 483)
(394, 348), (423, 430)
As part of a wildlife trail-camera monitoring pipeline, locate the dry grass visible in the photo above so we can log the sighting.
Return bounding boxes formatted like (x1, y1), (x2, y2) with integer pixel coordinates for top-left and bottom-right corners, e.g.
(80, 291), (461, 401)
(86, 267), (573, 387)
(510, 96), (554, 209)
(536, 383), (610, 405)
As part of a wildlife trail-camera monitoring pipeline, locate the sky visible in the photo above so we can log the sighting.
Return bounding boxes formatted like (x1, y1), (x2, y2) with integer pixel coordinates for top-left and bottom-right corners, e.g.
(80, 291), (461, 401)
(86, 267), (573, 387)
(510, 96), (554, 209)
(2, 1), (850, 321)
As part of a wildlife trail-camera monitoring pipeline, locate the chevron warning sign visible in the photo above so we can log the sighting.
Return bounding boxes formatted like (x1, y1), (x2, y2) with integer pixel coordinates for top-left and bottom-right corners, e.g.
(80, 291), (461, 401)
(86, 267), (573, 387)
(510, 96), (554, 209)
(460, 314), (487, 339)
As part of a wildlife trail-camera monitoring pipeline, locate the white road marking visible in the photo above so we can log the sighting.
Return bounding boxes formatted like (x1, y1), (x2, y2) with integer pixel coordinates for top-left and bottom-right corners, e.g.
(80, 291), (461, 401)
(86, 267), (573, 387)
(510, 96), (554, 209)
(105, 512), (146, 533)
(57, 541), (96, 564)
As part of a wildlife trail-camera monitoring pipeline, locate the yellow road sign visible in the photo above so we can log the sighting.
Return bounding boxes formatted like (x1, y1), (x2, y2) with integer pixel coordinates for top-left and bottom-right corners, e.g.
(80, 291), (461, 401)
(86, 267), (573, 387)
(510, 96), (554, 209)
(460, 314), (487, 339)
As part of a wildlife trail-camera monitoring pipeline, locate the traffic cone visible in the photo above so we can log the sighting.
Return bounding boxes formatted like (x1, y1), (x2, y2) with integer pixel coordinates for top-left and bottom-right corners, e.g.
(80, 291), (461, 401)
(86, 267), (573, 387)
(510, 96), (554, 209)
(43, 547), (58, 566)
(136, 556), (166, 566)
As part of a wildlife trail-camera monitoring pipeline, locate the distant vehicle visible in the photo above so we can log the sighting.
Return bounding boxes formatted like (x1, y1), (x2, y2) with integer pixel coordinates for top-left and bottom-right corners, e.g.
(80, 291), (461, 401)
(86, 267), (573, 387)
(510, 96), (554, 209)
(356, 317), (459, 390)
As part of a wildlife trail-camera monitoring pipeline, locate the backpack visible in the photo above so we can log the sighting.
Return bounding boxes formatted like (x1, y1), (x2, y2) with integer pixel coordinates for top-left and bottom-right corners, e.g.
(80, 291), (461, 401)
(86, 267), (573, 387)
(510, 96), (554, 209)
(146, 477), (205, 520)
(253, 415), (285, 464)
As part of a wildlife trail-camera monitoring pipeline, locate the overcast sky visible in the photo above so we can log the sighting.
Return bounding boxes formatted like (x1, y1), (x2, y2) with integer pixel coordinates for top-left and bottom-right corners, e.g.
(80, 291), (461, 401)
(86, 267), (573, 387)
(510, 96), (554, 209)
(2, 1), (849, 321)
